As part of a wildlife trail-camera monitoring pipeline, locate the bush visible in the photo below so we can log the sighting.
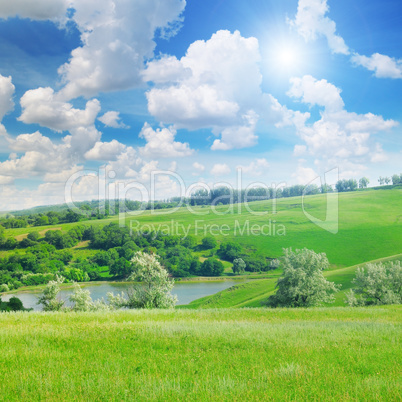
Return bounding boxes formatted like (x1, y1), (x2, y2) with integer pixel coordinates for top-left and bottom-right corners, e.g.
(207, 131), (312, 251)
(200, 258), (224, 276)
(345, 261), (401, 306)
(0, 283), (9, 292)
(201, 236), (217, 250)
(7, 297), (23, 311)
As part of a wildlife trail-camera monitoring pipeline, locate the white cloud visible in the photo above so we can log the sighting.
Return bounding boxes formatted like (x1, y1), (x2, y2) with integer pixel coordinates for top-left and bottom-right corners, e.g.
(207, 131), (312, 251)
(44, 166), (84, 183)
(19, 87), (101, 131)
(139, 123), (193, 158)
(9, 131), (56, 153)
(193, 162), (205, 172)
(142, 55), (191, 84)
(145, 30), (289, 150)
(237, 158), (270, 176)
(351, 53), (402, 79)
(58, 0), (186, 99)
(210, 163), (231, 176)
(84, 140), (127, 161)
(0, 175), (14, 185)
(294, 144), (307, 156)
(98, 111), (129, 129)
(211, 111), (259, 151)
(0, 74), (15, 121)
(0, 150), (69, 178)
(288, 75), (398, 174)
(288, 75), (344, 112)
(0, 0), (69, 21)
(289, 0), (349, 55)
(292, 162), (318, 185)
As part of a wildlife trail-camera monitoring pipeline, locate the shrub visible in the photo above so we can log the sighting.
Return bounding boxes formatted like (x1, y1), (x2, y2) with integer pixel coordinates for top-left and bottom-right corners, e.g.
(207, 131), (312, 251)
(345, 261), (401, 306)
(265, 248), (340, 308)
(201, 236), (217, 250)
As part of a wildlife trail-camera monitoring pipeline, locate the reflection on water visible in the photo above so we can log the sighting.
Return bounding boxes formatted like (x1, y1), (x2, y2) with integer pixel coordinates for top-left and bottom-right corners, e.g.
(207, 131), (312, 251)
(1, 280), (244, 311)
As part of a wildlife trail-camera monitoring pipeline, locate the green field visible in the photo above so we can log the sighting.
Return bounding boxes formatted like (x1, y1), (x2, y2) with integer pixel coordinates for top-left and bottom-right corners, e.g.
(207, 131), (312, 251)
(5, 188), (402, 268)
(0, 307), (400, 401)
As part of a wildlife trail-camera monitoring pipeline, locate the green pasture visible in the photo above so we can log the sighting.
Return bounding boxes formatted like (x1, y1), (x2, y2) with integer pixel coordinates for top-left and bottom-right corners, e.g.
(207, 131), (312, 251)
(0, 307), (400, 401)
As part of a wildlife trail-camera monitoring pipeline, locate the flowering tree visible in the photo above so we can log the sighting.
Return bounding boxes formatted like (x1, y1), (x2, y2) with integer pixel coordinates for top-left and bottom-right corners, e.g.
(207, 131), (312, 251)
(232, 258), (246, 274)
(346, 261), (401, 306)
(37, 275), (65, 311)
(108, 252), (176, 309)
(69, 282), (109, 312)
(265, 248), (339, 307)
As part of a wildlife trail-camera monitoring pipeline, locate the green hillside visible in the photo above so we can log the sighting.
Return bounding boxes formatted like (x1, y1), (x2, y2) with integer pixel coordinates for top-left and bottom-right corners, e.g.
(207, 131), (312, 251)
(181, 254), (402, 309)
(3, 188), (402, 268)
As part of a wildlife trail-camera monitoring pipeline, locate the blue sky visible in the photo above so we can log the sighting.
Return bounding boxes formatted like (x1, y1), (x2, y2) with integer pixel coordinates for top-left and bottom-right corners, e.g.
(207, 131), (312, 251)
(0, 0), (401, 210)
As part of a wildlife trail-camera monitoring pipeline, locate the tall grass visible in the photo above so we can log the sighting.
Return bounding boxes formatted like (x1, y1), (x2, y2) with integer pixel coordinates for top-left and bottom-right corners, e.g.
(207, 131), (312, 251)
(0, 307), (400, 400)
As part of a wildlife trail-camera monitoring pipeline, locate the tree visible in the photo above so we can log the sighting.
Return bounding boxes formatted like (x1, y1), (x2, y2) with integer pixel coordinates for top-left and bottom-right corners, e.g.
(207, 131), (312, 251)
(7, 296), (24, 311)
(201, 235), (217, 249)
(392, 174), (401, 185)
(182, 235), (197, 249)
(232, 258), (246, 275)
(345, 261), (401, 306)
(265, 248), (340, 308)
(27, 232), (40, 242)
(108, 252), (176, 309)
(359, 177), (369, 189)
(37, 275), (65, 311)
(200, 258), (224, 276)
(384, 177), (391, 185)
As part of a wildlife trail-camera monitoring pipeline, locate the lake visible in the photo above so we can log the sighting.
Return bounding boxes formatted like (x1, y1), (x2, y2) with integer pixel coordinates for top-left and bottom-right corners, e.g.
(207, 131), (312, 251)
(1, 280), (244, 311)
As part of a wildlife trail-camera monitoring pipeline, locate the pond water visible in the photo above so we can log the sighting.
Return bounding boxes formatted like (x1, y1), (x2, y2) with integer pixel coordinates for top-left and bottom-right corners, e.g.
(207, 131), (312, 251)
(1, 280), (243, 311)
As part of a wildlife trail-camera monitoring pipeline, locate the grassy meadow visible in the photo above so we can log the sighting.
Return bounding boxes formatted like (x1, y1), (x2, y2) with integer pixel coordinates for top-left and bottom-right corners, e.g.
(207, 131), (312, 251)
(3, 188), (402, 269)
(0, 307), (400, 401)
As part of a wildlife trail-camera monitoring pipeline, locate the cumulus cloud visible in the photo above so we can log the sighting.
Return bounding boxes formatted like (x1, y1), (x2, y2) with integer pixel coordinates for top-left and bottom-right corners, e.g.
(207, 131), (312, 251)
(237, 158), (270, 177)
(0, 175), (14, 185)
(84, 139), (127, 161)
(0, 0), (69, 21)
(288, 75), (398, 174)
(19, 87), (101, 131)
(58, 0), (186, 99)
(289, 0), (349, 55)
(210, 163), (231, 176)
(294, 144), (307, 156)
(145, 30), (290, 150)
(288, 75), (344, 112)
(351, 53), (402, 79)
(98, 111), (129, 129)
(0, 150), (69, 178)
(193, 162), (205, 172)
(0, 74), (15, 121)
(139, 123), (193, 158)
(292, 162), (319, 185)
(290, 1), (402, 80)
(9, 131), (56, 153)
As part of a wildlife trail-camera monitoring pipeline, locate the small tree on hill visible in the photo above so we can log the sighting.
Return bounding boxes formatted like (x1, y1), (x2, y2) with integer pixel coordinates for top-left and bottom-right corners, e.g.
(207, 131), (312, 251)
(359, 177), (369, 189)
(232, 258), (246, 275)
(201, 235), (217, 249)
(345, 261), (401, 306)
(265, 248), (340, 308)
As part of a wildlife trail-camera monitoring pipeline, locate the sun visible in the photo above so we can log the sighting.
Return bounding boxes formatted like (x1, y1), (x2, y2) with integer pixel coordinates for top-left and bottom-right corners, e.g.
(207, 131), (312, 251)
(278, 48), (296, 67)
(264, 36), (308, 76)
